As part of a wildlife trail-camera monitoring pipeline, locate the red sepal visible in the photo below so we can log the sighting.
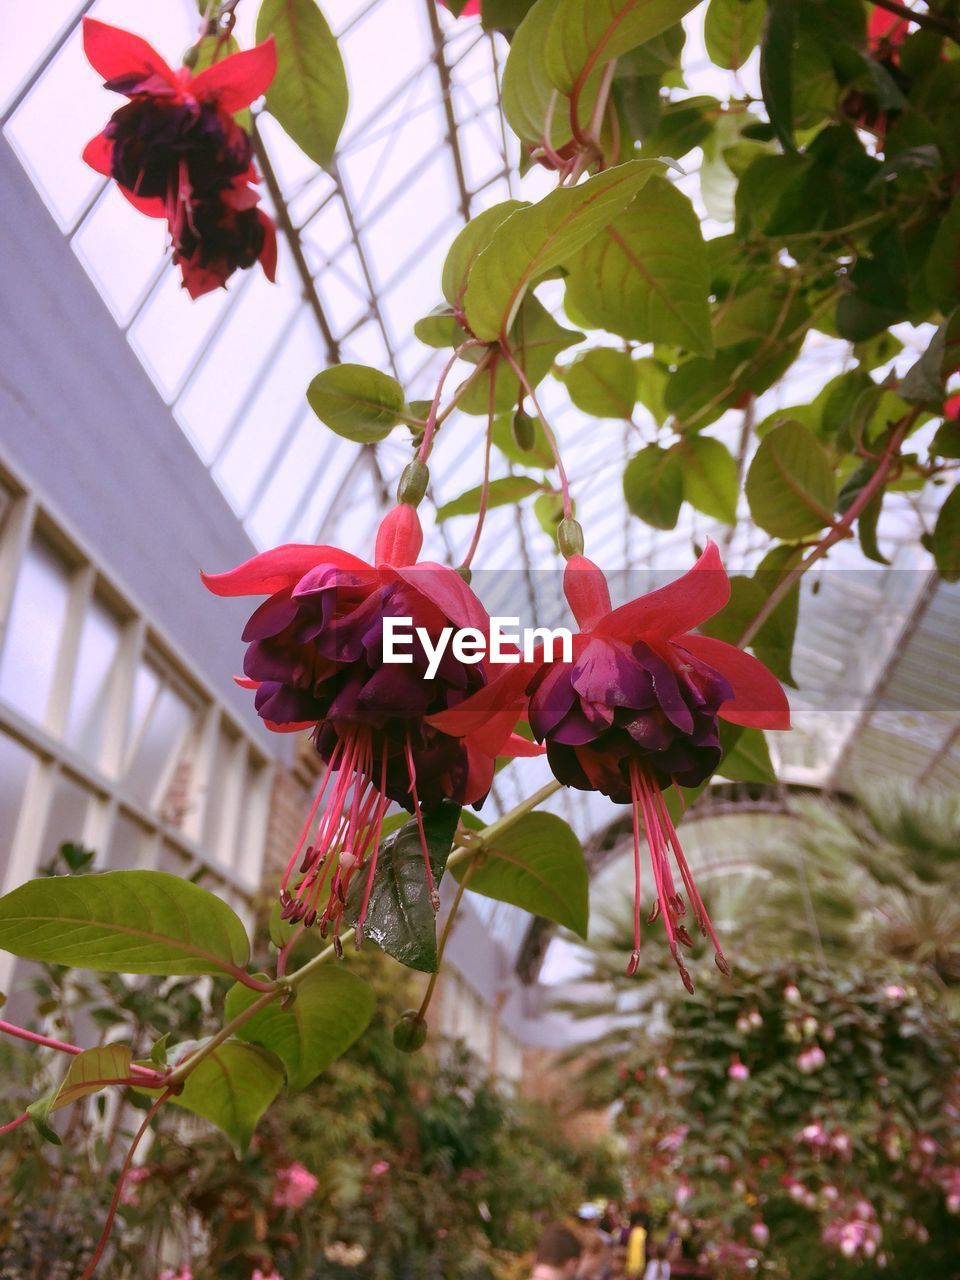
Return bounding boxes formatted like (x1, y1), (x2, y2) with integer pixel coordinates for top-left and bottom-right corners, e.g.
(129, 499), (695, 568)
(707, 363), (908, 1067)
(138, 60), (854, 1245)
(201, 544), (369, 597)
(678, 635), (792, 730)
(190, 37), (277, 112)
(82, 18), (177, 91)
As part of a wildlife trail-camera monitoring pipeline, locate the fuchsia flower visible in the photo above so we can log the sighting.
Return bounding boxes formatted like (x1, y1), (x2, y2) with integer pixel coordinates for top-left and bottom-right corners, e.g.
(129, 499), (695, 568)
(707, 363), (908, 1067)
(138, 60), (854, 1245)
(430, 542), (790, 988)
(728, 1056), (750, 1082)
(204, 505), (538, 936)
(81, 18), (277, 298)
(271, 1161), (319, 1210)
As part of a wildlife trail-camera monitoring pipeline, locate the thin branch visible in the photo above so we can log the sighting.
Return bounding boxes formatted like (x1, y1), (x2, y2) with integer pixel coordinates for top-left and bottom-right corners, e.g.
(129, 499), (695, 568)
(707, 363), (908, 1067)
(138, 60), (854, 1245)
(867, 0), (960, 42)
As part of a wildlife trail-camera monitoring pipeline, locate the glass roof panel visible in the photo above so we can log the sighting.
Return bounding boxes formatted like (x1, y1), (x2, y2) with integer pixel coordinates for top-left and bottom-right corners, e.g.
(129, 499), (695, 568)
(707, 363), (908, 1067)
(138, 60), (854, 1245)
(2, 0), (953, 962)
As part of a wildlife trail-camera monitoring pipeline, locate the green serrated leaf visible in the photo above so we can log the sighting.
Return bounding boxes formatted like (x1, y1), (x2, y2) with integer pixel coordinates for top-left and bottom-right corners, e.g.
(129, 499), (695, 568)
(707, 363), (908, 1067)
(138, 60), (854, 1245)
(564, 178), (713, 356)
(564, 349), (637, 418)
(745, 420), (836, 538)
(463, 160), (662, 342)
(0, 871), (250, 977)
(453, 812), (589, 938)
(306, 364), (406, 443)
(346, 802), (461, 972)
(543, 0), (701, 95)
(716, 724), (777, 785)
(623, 445), (684, 530)
(933, 485), (960, 582)
(704, 0), (766, 70)
(760, 0), (799, 152)
(168, 1041), (283, 1154)
(436, 476), (544, 522)
(679, 435), (738, 525)
(257, 0), (348, 168)
(225, 967), (374, 1092)
(28, 1044), (133, 1143)
(458, 296), (582, 416)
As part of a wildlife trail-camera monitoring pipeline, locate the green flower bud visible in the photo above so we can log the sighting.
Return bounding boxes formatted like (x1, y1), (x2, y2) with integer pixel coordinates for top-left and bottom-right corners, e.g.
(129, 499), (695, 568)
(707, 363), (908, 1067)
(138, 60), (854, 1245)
(397, 459), (429, 507)
(393, 1010), (428, 1053)
(512, 409), (536, 452)
(557, 517), (584, 559)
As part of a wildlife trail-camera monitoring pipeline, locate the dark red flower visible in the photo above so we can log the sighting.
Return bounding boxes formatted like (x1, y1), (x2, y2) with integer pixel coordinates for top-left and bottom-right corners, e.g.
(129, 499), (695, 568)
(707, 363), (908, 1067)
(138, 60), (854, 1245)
(81, 18), (277, 298)
(430, 543), (790, 988)
(203, 505), (538, 937)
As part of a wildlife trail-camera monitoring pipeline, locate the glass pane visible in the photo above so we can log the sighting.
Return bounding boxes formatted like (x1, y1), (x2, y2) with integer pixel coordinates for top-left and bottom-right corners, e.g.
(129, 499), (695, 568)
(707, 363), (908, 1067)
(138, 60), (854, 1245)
(40, 772), (89, 865)
(0, 537), (71, 724)
(65, 596), (122, 763)
(201, 724), (238, 857)
(104, 810), (148, 872)
(0, 731), (35, 867)
(125, 684), (194, 810)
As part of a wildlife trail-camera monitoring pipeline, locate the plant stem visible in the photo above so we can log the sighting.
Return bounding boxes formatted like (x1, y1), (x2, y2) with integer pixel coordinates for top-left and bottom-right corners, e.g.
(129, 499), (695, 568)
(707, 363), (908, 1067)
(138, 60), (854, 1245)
(867, 0), (960, 42)
(0, 1111), (29, 1136)
(418, 341), (486, 464)
(499, 341), (574, 520)
(460, 366), (497, 571)
(78, 1088), (173, 1280)
(737, 412), (916, 646)
(166, 987), (280, 1085)
(446, 781), (562, 875)
(416, 871), (472, 1024)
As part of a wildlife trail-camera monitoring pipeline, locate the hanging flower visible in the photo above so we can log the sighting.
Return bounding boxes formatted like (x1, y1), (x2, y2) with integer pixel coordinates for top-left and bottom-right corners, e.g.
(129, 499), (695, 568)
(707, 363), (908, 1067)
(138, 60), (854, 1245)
(203, 504), (538, 937)
(81, 18), (277, 298)
(430, 542), (790, 988)
(271, 1161), (319, 1210)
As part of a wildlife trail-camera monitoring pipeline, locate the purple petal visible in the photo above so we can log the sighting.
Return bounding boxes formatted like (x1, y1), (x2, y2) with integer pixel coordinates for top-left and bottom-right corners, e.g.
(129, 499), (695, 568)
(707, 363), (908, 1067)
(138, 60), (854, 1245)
(633, 641), (695, 735)
(241, 590), (299, 642)
(571, 638), (655, 709)
(529, 663), (577, 738)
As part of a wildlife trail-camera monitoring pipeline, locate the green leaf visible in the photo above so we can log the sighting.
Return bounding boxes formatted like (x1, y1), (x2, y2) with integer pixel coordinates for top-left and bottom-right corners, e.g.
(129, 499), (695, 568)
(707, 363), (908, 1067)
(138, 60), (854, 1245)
(441, 201), (528, 308)
(704, 0), (766, 70)
(760, 0), (799, 151)
(28, 1044), (133, 1143)
(564, 349), (637, 418)
(543, 0), (701, 95)
(306, 364), (406, 443)
(452, 812), (589, 938)
(678, 435), (738, 525)
(745, 421), (836, 538)
(534, 491), (566, 539)
(623, 445), (684, 529)
(634, 357), (669, 424)
(458, 297), (582, 416)
(169, 1041), (283, 1154)
(933, 485), (960, 582)
(436, 476), (544, 522)
(463, 160), (662, 342)
(346, 802), (461, 972)
(225, 968), (374, 1093)
(716, 724), (777, 785)
(931, 420), (960, 459)
(925, 194), (960, 312)
(0, 871), (250, 977)
(414, 305), (470, 350)
(858, 489), (890, 566)
(257, 0), (348, 169)
(900, 312), (958, 405)
(491, 413), (555, 469)
(564, 178), (713, 356)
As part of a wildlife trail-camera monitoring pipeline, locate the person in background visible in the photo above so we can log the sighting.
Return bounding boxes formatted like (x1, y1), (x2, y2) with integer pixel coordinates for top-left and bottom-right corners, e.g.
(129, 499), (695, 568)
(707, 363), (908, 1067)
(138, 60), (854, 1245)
(643, 1241), (671, 1280)
(578, 1230), (613, 1280)
(624, 1208), (649, 1278)
(531, 1223), (584, 1280)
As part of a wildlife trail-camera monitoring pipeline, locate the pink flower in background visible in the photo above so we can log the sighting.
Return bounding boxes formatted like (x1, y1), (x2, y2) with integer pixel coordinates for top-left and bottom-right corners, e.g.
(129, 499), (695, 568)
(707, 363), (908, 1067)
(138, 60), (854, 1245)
(797, 1045), (826, 1074)
(370, 1160), (391, 1177)
(750, 1220), (770, 1248)
(158, 1269), (193, 1280)
(883, 983), (905, 1001)
(728, 1056), (750, 1082)
(252, 1271), (283, 1280)
(120, 1163), (153, 1205)
(272, 1161), (319, 1210)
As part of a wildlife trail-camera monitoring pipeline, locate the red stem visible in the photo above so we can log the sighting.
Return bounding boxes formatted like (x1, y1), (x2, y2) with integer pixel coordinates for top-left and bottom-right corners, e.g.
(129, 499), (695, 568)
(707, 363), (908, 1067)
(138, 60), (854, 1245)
(0, 1111), (30, 1136)
(0, 1018), (164, 1081)
(78, 1088), (174, 1280)
(460, 364), (497, 571)
(417, 341), (484, 465)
